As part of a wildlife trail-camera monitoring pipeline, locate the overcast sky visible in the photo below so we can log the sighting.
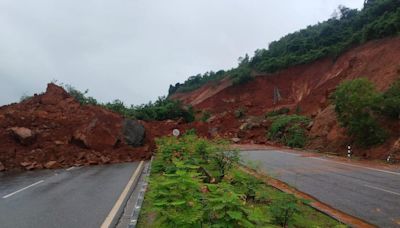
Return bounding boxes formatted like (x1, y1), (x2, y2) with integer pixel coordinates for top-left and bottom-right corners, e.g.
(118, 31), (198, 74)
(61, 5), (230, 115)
(0, 0), (364, 106)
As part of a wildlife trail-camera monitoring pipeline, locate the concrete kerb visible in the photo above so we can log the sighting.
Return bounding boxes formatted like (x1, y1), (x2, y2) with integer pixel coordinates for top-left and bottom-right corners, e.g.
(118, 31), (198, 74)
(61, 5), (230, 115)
(128, 156), (153, 228)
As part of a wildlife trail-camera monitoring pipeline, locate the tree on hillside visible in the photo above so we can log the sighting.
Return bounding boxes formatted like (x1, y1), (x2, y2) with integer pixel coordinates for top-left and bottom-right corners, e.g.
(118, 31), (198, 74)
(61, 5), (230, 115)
(333, 78), (386, 147)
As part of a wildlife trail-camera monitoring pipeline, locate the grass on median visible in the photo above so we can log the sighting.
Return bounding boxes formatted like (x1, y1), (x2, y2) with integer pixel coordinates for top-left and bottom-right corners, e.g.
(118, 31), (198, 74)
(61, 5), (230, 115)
(137, 133), (346, 228)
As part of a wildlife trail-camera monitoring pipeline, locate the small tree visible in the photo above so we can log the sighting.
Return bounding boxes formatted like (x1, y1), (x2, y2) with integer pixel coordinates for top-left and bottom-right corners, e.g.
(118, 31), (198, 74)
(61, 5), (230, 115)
(333, 78), (386, 147)
(270, 194), (300, 227)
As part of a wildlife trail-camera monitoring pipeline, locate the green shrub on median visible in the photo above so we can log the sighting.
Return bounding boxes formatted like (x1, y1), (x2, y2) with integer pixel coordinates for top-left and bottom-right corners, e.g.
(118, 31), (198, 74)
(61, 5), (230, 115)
(137, 134), (343, 227)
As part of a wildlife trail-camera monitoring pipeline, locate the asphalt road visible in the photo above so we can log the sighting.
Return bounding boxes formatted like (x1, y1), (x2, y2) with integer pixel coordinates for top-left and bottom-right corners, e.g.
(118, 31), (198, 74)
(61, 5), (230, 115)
(241, 150), (400, 228)
(0, 162), (141, 228)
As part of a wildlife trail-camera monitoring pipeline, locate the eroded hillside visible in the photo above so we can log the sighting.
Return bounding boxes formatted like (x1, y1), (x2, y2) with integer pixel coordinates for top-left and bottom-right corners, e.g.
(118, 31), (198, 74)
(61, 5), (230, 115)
(172, 37), (400, 160)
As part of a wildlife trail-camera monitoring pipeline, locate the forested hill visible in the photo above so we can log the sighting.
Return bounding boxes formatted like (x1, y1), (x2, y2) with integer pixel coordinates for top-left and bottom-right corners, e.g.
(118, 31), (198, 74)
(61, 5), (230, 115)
(168, 0), (400, 95)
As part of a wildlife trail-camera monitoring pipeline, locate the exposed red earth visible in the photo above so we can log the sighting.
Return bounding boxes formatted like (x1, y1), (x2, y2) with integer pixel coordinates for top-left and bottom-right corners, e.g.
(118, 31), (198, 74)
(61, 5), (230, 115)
(171, 37), (400, 161)
(0, 84), (151, 171)
(1, 38), (400, 172)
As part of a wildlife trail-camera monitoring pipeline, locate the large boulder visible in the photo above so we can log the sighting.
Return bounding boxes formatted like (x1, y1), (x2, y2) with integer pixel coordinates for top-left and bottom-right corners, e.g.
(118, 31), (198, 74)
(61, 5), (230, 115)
(73, 114), (121, 151)
(8, 127), (36, 145)
(122, 119), (145, 147)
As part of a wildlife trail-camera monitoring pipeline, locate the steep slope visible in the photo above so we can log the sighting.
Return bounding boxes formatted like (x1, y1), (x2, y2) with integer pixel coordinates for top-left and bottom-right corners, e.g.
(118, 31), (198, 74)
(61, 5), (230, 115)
(172, 37), (400, 159)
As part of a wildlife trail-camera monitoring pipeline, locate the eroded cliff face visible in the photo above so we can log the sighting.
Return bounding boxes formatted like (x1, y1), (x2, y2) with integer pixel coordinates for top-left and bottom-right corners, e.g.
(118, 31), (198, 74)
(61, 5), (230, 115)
(172, 37), (400, 160)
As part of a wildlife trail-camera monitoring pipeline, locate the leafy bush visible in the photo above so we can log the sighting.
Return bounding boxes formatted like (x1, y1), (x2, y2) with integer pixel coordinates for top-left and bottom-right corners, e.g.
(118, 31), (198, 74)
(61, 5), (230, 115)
(213, 149), (239, 181)
(268, 115), (310, 148)
(20, 94), (32, 102)
(265, 107), (290, 118)
(234, 107), (247, 119)
(169, 70), (226, 94)
(230, 67), (252, 85)
(130, 97), (195, 122)
(204, 183), (254, 227)
(270, 194), (300, 227)
(150, 160), (204, 227)
(63, 84), (98, 105)
(333, 78), (387, 146)
(381, 79), (400, 119)
(103, 99), (128, 115)
(200, 110), (211, 122)
(229, 170), (263, 201)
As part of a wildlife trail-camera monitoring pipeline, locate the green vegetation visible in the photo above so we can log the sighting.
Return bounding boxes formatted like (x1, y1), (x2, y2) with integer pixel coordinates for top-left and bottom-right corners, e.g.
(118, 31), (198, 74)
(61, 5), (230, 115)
(230, 66), (252, 86)
(234, 107), (247, 119)
(19, 94), (32, 102)
(267, 115), (311, 148)
(168, 70), (226, 94)
(333, 78), (387, 147)
(381, 79), (400, 119)
(333, 78), (400, 147)
(63, 84), (195, 122)
(250, 0), (400, 73)
(265, 107), (290, 118)
(200, 110), (211, 122)
(169, 0), (400, 95)
(64, 84), (99, 105)
(138, 135), (343, 227)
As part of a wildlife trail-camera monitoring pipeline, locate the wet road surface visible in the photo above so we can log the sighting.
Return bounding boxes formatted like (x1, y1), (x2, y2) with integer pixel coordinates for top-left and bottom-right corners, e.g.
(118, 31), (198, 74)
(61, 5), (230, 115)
(0, 162), (140, 228)
(242, 150), (400, 228)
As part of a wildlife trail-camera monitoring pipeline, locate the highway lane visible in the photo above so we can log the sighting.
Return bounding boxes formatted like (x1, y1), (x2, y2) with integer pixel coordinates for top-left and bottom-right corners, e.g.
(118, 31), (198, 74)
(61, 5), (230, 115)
(242, 150), (400, 228)
(0, 162), (141, 228)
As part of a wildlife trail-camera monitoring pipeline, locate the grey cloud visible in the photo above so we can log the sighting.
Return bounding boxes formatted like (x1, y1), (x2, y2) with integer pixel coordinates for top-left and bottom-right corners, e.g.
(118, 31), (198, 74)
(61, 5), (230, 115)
(0, 0), (364, 106)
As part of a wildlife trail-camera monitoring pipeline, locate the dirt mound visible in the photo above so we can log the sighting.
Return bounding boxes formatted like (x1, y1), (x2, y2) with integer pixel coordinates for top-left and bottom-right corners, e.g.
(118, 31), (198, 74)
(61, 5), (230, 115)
(0, 83), (151, 171)
(173, 37), (400, 159)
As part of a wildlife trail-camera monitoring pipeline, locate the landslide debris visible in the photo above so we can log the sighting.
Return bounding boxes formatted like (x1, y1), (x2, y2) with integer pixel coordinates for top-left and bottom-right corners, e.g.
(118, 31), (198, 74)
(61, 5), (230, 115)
(0, 83), (150, 171)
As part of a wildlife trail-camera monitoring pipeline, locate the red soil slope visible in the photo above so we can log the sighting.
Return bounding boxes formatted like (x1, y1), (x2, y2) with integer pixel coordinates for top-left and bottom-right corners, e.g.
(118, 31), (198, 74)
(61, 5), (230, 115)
(173, 37), (400, 160)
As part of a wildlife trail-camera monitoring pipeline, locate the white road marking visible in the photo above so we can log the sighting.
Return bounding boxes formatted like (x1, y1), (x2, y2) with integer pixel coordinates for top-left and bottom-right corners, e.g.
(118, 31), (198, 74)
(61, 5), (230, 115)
(66, 167), (75, 171)
(309, 157), (400, 176)
(364, 184), (400, 196)
(2, 180), (44, 199)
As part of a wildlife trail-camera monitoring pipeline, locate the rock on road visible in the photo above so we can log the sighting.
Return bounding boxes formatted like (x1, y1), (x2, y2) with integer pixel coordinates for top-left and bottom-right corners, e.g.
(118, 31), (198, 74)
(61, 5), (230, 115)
(0, 162), (142, 228)
(242, 149), (400, 228)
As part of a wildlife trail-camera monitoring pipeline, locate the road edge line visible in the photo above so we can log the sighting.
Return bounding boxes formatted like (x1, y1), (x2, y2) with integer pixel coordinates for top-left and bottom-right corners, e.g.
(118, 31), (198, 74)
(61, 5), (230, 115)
(239, 165), (377, 228)
(101, 161), (145, 228)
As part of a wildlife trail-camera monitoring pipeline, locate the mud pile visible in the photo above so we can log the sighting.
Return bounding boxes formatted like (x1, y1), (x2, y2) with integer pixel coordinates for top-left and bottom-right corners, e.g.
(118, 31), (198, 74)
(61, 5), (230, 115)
(172, 37), (400, 160)
(0, 84), (151, 171)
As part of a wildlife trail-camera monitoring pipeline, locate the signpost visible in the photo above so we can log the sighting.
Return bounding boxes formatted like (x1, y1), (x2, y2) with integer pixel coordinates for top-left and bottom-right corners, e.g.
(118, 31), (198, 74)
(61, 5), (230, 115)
(172, 129), (180, 137)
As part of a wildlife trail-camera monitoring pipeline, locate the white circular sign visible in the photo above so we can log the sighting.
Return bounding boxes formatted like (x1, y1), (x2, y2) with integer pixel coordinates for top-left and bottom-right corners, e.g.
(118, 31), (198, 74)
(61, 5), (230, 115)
(172, 129), (180, 137)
